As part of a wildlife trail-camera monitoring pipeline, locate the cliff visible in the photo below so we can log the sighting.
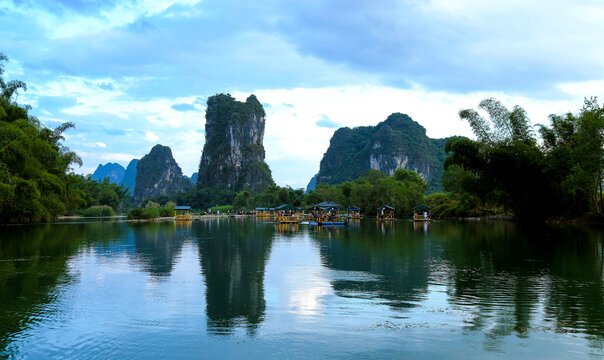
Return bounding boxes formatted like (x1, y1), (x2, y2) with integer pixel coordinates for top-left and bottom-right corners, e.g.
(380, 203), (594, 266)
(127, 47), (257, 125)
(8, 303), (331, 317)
(91, 162), (125, 184)
(133, 145), (193, 205)
(197, 94), (273, 192)
(315, 113), (451, 192)
(119, 159), (138, 196)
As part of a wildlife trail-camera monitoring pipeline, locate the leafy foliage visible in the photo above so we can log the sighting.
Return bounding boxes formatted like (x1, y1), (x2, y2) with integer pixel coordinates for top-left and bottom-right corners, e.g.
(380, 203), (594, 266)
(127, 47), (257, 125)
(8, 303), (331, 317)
(127, 201), (175, 220)
(0, 53), (85, 222)
(80, 205), (115, 217)
(445, 97), (604, 220)
(71, 176), (129, 211)
(459, 97), (534, 145)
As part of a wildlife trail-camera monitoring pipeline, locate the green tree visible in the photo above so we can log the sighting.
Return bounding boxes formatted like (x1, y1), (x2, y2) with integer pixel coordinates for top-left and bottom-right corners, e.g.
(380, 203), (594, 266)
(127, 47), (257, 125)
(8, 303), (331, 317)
(0, 53), (83, 222)
(539, 97), (604, 217)
(445, 99), (549, 220)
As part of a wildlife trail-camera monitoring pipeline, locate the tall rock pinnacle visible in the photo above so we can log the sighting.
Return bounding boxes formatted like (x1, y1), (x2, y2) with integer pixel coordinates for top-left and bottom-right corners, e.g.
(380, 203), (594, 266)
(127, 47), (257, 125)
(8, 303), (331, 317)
(197, 94), (274, 192)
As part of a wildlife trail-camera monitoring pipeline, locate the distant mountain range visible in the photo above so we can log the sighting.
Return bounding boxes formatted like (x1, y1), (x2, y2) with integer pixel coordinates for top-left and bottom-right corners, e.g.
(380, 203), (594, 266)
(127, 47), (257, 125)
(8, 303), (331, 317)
(91, 157), (197, 200)
(184, 172), (198, 184)
(93, 104), (453, 204)
(91, 163), (125, 184)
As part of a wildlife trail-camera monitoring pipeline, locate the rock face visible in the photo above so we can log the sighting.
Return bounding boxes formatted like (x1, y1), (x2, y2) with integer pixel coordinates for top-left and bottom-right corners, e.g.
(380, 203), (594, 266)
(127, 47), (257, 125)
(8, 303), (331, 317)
(119, 159), (138, 196)
(315, 113), (451, 192)
(91, 162), (125, 184)
(133, 145), (193, 205)
(197, 94), (273, 192)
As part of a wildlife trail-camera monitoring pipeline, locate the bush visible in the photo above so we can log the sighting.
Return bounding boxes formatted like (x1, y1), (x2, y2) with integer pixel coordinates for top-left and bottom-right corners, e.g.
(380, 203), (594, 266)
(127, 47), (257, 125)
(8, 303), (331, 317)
(128, 202), (176, 220)
(81, 205), (115, 217)
(127, 208), (145, 220)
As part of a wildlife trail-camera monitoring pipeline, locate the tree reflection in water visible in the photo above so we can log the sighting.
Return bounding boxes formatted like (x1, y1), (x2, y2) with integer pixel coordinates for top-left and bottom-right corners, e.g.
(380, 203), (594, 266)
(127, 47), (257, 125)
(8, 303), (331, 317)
(131, 222), (189, 277)
(194, 219), (274, 335)
(313, 220), (604, 351)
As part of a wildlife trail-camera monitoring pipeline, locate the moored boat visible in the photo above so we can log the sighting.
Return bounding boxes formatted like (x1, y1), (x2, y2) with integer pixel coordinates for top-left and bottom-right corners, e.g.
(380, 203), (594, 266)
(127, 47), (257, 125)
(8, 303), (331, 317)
(376, 205), (395, 221)
(413, 204), (432, 221)
(308, 201), (348, 226)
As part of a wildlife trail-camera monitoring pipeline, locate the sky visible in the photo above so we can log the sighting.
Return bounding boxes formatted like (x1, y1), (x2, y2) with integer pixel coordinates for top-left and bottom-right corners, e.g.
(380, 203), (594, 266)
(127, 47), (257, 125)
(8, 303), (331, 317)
(1, 0), (603, 189)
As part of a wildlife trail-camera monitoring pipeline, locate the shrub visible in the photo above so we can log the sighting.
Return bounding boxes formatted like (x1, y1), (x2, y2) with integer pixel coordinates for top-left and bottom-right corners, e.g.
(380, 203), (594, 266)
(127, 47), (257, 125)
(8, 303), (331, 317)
(81, 205), (115, 217)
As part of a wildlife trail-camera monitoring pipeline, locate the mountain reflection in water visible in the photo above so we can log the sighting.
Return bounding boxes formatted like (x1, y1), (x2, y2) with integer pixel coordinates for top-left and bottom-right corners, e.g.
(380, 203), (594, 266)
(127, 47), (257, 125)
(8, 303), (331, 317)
(0, 219), (602, 358)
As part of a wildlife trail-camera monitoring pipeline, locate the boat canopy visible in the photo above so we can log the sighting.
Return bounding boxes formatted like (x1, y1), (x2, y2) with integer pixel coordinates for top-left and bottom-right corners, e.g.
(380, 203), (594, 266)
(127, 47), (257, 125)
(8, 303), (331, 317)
(174, 206), (191, 210)
(276, 204), (297, 211)
(312, 201), (342, 210)
(413, 204), (431, 211)
(346, 206), (361, 211)
(377, 205), (395, 210)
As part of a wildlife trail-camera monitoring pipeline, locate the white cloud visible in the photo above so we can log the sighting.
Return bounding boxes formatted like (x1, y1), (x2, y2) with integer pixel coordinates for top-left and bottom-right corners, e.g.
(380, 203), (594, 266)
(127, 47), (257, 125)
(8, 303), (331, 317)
(232, 84), (598, 188)
(2, 0), (203, 39)
(82, 142), (107, 148)
(31, 80), (601, 189)
(145, 131), (159, 142)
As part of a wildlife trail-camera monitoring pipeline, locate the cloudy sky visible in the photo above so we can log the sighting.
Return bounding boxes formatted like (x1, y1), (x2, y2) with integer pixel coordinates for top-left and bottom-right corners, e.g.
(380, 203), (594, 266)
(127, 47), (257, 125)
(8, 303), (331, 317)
(1, 0), (603, 188)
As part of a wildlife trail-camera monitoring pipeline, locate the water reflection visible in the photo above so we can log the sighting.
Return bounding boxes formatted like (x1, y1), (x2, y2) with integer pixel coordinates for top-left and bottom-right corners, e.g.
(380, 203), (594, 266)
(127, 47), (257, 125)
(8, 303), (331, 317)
(375, 219), (396, 235)
(314, 223), (432, 308)
(130, 222), (189, 277)
(0, 223), (124, 353)
(275, 223), (299, 236)
(413, 219), (431, 233)
(194, 219), (274, 335)
(0, 219), (603, 358)
(433, 222), (604, 343)
(311, 220), (604, 350)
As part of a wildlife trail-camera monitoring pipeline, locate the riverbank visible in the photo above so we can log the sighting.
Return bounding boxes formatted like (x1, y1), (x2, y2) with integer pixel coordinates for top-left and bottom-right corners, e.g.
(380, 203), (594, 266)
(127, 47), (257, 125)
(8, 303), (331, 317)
(56, 214), (255, 223)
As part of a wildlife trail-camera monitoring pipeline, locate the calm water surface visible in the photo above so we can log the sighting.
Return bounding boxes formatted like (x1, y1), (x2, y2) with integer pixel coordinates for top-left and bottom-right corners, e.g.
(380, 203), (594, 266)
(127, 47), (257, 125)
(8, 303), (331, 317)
(1, 219), (603, 359)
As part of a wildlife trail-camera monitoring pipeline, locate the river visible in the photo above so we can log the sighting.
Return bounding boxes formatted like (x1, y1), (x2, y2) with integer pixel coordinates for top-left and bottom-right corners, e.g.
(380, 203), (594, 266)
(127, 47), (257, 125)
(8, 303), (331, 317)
(1, 219), (603, 359)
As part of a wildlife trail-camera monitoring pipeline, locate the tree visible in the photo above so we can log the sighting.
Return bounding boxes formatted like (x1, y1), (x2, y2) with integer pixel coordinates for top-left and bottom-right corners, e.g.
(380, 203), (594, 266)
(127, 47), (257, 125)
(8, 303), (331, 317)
(446, 99), (550, 220)
(539, 97), (604, 217)
(459, 97), (534, 146)
(0, 53), (83, 222)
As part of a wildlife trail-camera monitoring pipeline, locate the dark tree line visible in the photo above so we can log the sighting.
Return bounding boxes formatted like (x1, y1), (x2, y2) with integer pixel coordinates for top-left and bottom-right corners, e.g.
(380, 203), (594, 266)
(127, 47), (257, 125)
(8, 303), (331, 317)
(436, 97), (604, 221)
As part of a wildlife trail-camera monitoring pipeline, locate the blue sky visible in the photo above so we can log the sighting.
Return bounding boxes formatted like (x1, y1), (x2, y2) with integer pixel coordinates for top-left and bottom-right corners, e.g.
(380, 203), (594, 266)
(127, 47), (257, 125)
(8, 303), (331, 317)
(1, 0), (603, 188)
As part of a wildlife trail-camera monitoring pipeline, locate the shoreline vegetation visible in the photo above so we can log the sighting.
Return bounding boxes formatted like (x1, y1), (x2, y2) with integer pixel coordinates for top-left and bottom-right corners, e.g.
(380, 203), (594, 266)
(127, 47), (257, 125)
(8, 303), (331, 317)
(1, 53), (603, 225)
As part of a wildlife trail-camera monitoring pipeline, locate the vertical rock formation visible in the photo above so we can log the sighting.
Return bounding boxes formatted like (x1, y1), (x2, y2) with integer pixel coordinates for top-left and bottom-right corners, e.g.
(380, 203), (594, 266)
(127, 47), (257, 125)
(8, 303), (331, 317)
(133, 144), (193, 205)
(197, 94), (273, 192)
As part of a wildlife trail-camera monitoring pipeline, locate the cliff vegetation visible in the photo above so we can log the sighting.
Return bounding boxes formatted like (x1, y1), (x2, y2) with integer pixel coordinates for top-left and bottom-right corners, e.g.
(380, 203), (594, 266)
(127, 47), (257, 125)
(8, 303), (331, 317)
(314, 113), (453, 193)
